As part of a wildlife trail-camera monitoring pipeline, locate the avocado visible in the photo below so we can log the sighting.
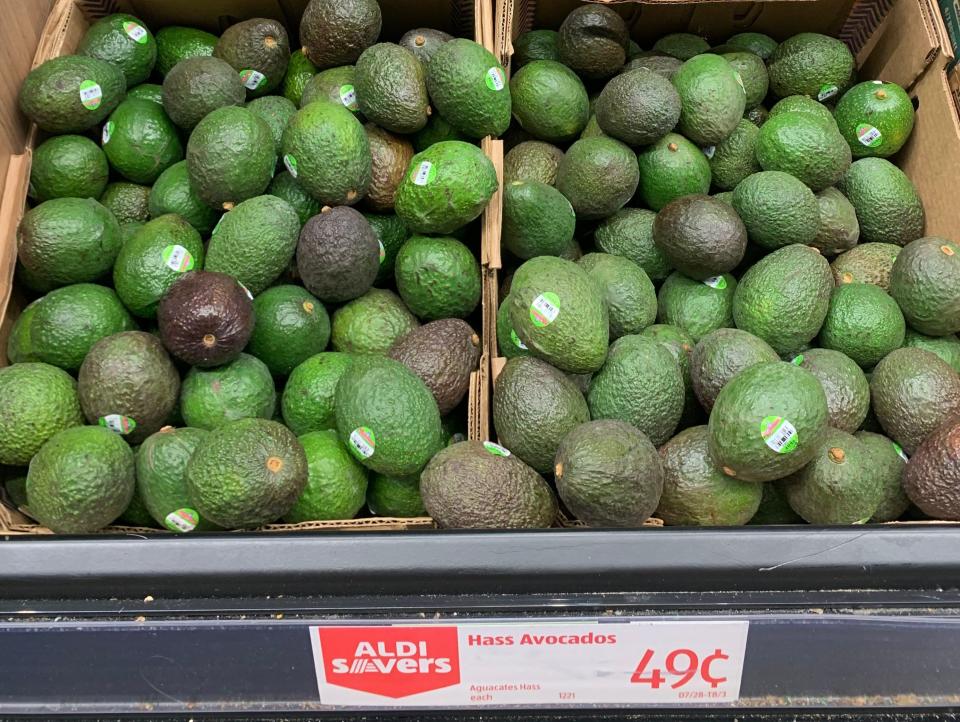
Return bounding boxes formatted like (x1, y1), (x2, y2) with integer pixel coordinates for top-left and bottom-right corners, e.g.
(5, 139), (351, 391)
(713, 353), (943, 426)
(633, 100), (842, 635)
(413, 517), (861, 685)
(137, 426), (216, 532)
(726, 32), (778, 61)
(779, 428), (881, 524)
(281, 429), (368, 522)
(578, 253), (657, 339)
(636, 133), (712, 211)
(299, 0), (381, 68)
(394, 236), (480, 320)
(158, 271), (254, 367)
(296, 205), (379, 303)
(653, 194), (747, 280)
(509, 60), (590, 143)
(367, 472), (425, 517)
(555, 419), (664, 527)
(355, 43), (429, 133)
(282, 49), (318, 106)
(733, 244), (833, 355)
(6, 299), (41, 365)
(903, 330), (960, 373)
(557, 5), (628, 79)
(19, 54), (126, 133)
(513, 29), (560, 68)
(156, 26), (218, 77)
(281, 101), (371, 205)
(595, 67), (681, 147)
(180, 353), (276, 431)
(77, 331), (180, 444)
(331, 288), (419, 354)
(282, 352), (353, 435)
(148, 161), (220, 235)
(268, 171), (322, 226)
(587, 334), (683, 446)
(187, 417), (308, 528)
(673, 54), (746, 146)
(30, 135), (109, 202)
(855, 430), (910, 522)
(745, 105), (769, 127)
(889, 237), (960, 336)
(831, 242), (901, 291)
(421, 440), (556, 528)
(902, 417), (960, 520)
(389, 319), (480, 415)
(594, 208), (672, 281)
(162, 56), (246, 130)
(709, 119), (761, 190)
(394, 140), (497, 233)
(29, 284), (136, 371)
(810, 187), (860, 255)
(749, 483), (804, 524)
(691, 328), (780, 412)
(412, 113), (468, 151)
(425, 39), (511, 138)
(501, 180), (575, 260)
(769, 94), (835, 123)
(116, 484), (158, 528)
(246, 95), (297, 155)
(653, 33), (710, 60)
(837, 158), (925, 246)
(819, 283), (906, 368)
(101, 98), (183, 185)
(503, 142), (562, 187)
(793, 348), (870, 433)
(834, 80), (915, 158)
(3, 476), (28, 510)
(0, 363), (83, 466)
(657, 271), (737, 343)
(364, 124), (415, 212)
(756, 111), (851, 191)
(508, 256), (609, 374)
(99, 182), (150, 224)
(364, 212), (411, 284)
(246, 286), (330, 377)
(624, 54), (682, 80)
(556, 136), (639, 220)
(400, 28), (454, 66)
(26, 425), (135, 533)
(732, 171), (819, 249)
(206, 195), (300, 296)
(300, 65), (362, 115)
(187, 106), (276, 210)
(335, 354), (443, 476)
(639, 323), (702, 427)
(768, 33), (855, 99)
(78, 13), (156, 86)
(496, 297), (531, 360)
(492, 356), (590, 474)
(710, 361), (829, 482)
(722, 51), (769, 109)
(870, 347), (960, 454)
(214, 18), (290, 98)
(658, 425), (762, 526)
(18, 197), (122, 289)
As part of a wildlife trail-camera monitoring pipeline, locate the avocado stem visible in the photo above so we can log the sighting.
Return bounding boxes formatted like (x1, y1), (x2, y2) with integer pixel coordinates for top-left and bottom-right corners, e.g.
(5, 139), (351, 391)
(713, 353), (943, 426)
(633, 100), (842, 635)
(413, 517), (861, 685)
(415, 35), (426, 46)
(202, 334), (216, 348)
(267, 456), (284, 472)
(265, 36), (277, 48)
(302, 301), (315, 314)
(942, 245), (955, 257)
(722, 465), (736, 477)
(828, 447), (845, 463)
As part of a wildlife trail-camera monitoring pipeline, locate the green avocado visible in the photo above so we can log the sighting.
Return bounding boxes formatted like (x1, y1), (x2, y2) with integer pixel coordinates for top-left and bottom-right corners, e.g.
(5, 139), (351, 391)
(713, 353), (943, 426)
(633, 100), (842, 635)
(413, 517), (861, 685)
(636, 133), (711, 211)
(248, 286), (330, 377)
(654, 33), (710, 60)
(793, 347), (870, 433)
(102, 98), (183, 185)
(399, 28), (454, 66)
(19, 55), (126, 133)
(412, 113), (468, 151)
(556, 136), (639, 219)
(756, 110), (851, 191)
(856, 430), (911, 522)
(837, 158), (925, 246)
(657, 271), (737, 343)
(496, 297), (531, 360)
(831, 242), (901, 291)
(331, 288), (419, 355)
(100, 182), (151, 224)
(768, 33), (855, 99)
(732, 170), (819, 249)
(510, 60), (590, 143)
(137, 426), (217, 532)
(364, 212), (411, 284)
(282, 429), (368, 522)
(889, 237), (960, 336)
(834, 80), (915, 158)
(300, 65), (362, 116)
(426, 39), (511, 138)
(355, 43), (429, 133)
(690, 327), (780, 412)
(812, 187), (860, 255)
(156, 26), (218, 77)
(282, 352), (353, 435)
(726, 32), (778, 61)
(594, 208), (672, 281)
(282, 49), (318, 106)
(126, 82), (163, 104)
(148, 161), (221, 235)
(162, 56), (246, 130)
(268, 171), (322, 226)
(709, 119), (761, 191)
(819, 283), (906, 368)
(577, 252), (657, 339)
(246, 95), (297, 155)
(749, 483), (804, 525)
(6, 300), (41, 365)
(502, 180), (576, 259)
(513, 29), (560, 67)
(214, 18), (290, 98)
(902, 329), (960, 373)
(78, 13), (156, 86)
(180, 353), (276, 431)
(394, 236), (481, 320)
(672, 53), (746, 146)
(367, 473), (426, 517)
(30, 135), (109, 202)
(722, 51), (768, 107)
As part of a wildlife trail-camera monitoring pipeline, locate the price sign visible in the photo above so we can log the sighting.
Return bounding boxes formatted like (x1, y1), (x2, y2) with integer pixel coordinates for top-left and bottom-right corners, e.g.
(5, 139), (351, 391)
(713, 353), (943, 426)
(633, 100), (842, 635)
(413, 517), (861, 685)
(310, 620), (748, 707)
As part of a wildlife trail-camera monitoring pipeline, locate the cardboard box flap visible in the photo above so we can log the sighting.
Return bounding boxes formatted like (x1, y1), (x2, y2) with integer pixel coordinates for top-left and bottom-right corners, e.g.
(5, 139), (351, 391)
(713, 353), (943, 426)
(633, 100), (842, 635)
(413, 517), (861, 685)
(858, 0), (946, 89)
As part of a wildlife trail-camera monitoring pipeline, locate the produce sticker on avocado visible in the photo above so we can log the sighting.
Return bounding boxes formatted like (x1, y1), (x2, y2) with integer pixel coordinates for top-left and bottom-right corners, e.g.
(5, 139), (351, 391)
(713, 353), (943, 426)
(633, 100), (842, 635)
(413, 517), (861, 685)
(339, 84), (358, 111)
(240, 69), (267, 91)
(510, 329), (528, 350)
(412, 161), (435, 186)
(123, 20), (148, 44)
(760, 415), (798, 454)
(349, 426), (376, 459)
(856, 124), (883, 148)
(101, 120), (115, 145)
(99, 414), (137, 435)
(817, 84), (838, 101)
(164, 508), (199, 533)
(485, 67), (505, 91)
(283, 153), (299, 178)
(238, 282), (254, 300)
(483, 441), (511, 457)
(702, 145), (716, 159)
(893, 442), (909, 463)
(703, 275), (726, 289)
(162, 244), (195, 273)
(529, 292), (560, 328)
(791, 354), (804, 365)
(79, 80), (103, 110)
(378, 239), (386, 264)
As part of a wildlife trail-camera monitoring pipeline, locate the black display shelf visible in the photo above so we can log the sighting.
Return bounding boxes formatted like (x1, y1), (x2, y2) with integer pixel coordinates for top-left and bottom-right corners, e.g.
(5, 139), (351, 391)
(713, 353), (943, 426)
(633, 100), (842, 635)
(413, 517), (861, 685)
(2, 526), (960, 719)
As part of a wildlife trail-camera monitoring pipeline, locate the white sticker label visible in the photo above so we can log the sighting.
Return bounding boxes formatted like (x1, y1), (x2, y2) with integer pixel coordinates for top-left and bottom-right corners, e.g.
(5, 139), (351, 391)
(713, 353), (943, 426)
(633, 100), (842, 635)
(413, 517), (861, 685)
(893, 442), (909, 462)
(702, 145), (716, 159)
(529, 293), (560, 327)
(164, 508), (199, 533)
(734, 72), (745, 94)
(349, 427), (376, 459)
(856, 124), (883, 147)
(483, 441), (511, 457)
(309, 620), (749, 707)
(703, 275), (727, 290)
(413, 161), (434, 186)
(123, 21), (148, 43)
(760, 416), (798, 454)
(339, 83), (358, 110)
(238, 282), (254, 300)
(101, 120), (114, 145)
(818, 84), (839, 101)
(240, 69), (267, 90)
(283, 153), (298, 178)
(485, 67), (505, 91)
(162, 244), (194, 272)
(79, 80), (103, 109)
(99, 414), (136, 435)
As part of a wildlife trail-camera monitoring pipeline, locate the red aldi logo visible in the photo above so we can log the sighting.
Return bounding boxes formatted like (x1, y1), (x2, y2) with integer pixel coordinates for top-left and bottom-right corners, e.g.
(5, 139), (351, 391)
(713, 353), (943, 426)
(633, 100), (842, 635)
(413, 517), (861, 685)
(316, 626), (461, 699)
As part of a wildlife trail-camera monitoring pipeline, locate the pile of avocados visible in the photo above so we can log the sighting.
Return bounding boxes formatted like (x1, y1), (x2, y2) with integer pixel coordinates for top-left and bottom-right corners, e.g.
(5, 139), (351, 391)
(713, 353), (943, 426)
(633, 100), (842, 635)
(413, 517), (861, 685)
(3, 1), (960, 535)
(4, 0), (496, 533)
(486, 6), (960, 530)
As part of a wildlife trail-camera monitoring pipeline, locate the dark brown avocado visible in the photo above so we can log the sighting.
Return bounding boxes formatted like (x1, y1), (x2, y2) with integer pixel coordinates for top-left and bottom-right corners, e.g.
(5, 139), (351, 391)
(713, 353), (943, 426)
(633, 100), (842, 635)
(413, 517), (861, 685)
(903, 417), (960, 520)
(653, 194), (747, 280)
(214, 18), (290, 97)
(365, 123), (415, 212)
(158, 271), (254, 367)
(296, 205), (380, 303)
(388, 319), (481, 415)
(299, 0), (382, 68)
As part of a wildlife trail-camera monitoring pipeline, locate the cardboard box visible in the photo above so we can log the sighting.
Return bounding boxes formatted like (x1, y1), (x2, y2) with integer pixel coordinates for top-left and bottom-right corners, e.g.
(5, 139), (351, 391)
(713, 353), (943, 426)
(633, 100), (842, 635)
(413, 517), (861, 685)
(0, 0), (496, 535)
(487, 0), (960, 381)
